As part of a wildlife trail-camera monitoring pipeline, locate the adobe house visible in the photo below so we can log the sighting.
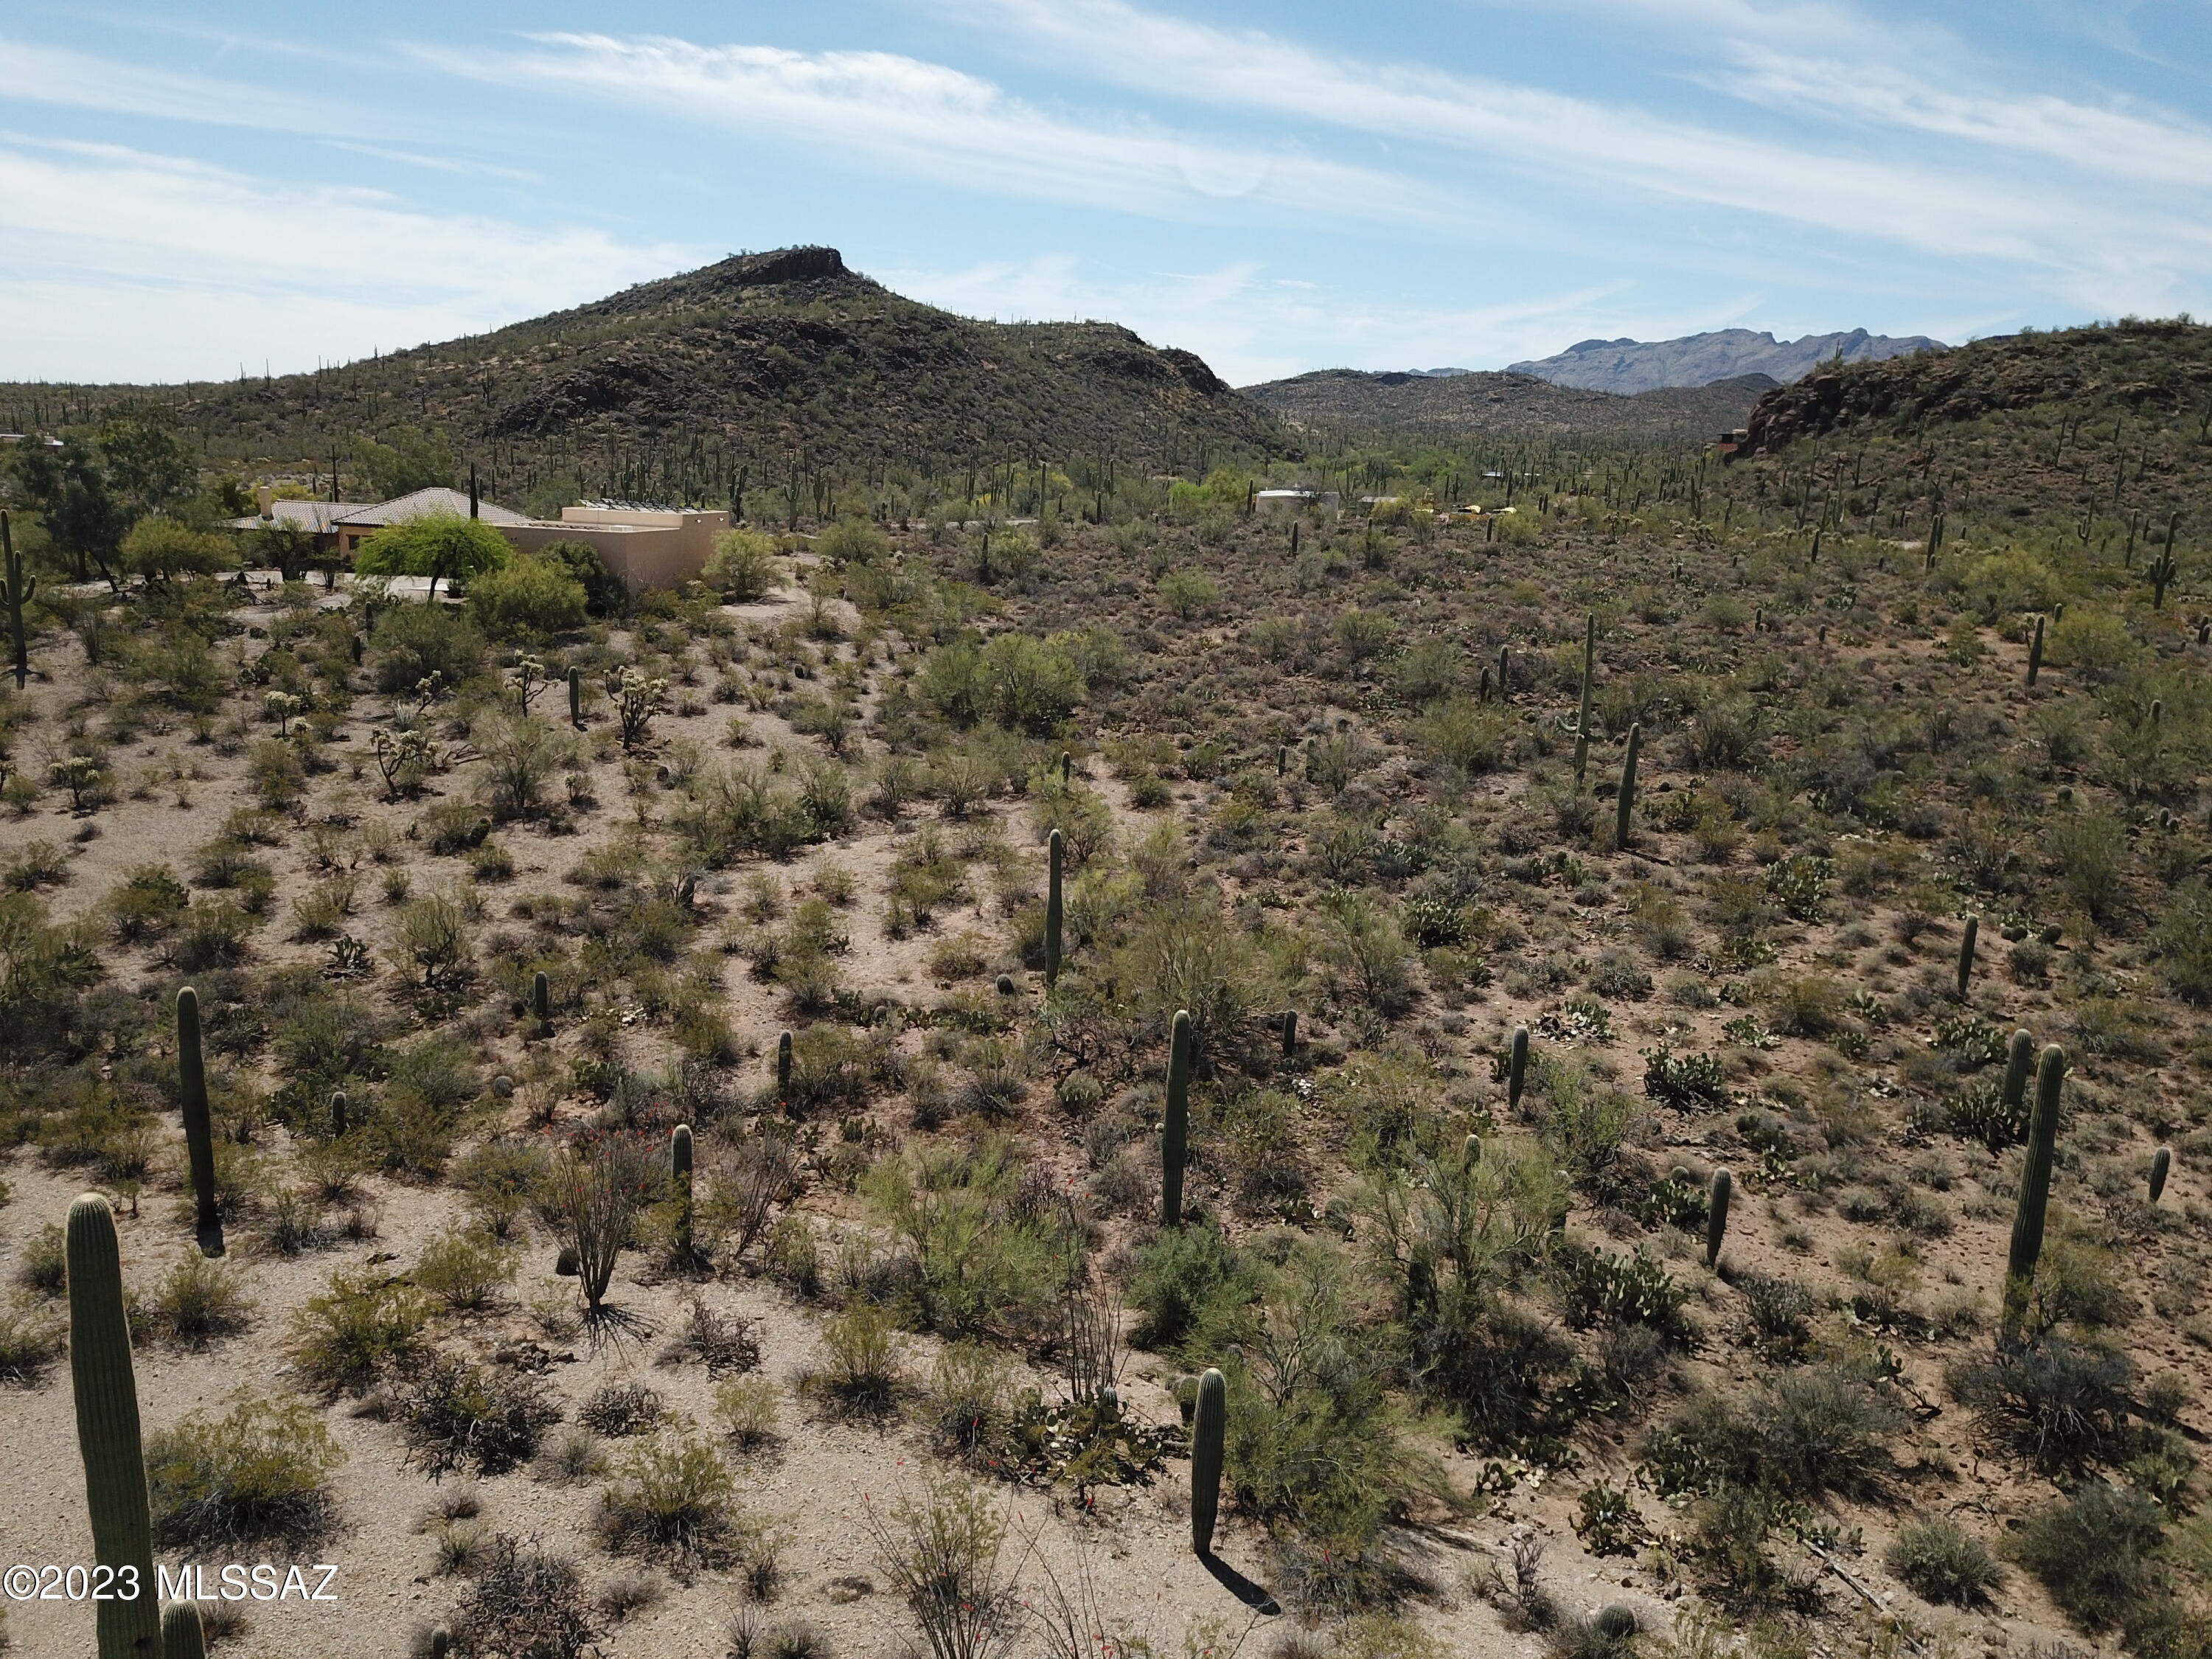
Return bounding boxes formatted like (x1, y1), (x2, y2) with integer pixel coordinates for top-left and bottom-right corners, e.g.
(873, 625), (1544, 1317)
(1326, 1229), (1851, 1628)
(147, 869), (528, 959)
(231, 490), (728, 593)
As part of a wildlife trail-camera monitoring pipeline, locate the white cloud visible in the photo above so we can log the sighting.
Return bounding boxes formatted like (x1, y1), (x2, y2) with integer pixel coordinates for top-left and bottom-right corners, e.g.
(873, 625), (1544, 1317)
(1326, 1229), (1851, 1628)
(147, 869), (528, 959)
(955, 0), (2212, 293)
(0, 138), (699, 381)
(0, 35), (375, 138)
(414, 32), (1451, 229)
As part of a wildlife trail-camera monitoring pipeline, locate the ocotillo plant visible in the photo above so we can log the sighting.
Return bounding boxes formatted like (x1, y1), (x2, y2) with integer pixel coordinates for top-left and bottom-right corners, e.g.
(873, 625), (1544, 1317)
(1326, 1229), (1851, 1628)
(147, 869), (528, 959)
(1614, 723), (1642, 852)
(1508, 1024), (1529, 1113)
(161, 1601), (206, 1659)
(175, 987), (220, 1253)
(672, 1123), (694, 1260)
(2150, 1145), (2172, 1205)
(2027, 615), (2045, 686)
(532, 970), (552, 1038)
(1705, 1168), (1732, 1268)
(1572, 612), (1596, 786)
(2004, 1043), (2066, 1337)
(1956, 917), (1979, 999)
(1190, 1366), (1226, 1557)
(2, 508), (33, 691)
(776, 1030), (793, 1111)
(1161, 1009), (1194, 1226)
(1043, 828), (1065, 991)
(68, 1193), (163, 1659)
(567, 664), (582, 728)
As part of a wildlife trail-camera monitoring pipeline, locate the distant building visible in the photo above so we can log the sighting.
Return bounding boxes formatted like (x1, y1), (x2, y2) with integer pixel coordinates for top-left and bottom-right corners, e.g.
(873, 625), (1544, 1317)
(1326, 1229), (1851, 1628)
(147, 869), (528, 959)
(228, 487), (728, 592)
(1255, 487), (1340, 515)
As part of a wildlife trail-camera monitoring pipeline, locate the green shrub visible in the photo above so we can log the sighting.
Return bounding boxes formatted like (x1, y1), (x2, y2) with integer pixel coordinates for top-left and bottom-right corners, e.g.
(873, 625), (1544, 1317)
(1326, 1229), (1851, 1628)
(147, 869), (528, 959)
(2156, 881), (2212, 1004)
(16, 1221), (66, 1297)
(1886, 1518), (2001, 1608)
(808, 1301), (903, 1415)
(1646, 1363), (1902, 1500)
(288, 1265), (431, 1394)
(467, 555), (588, 641)
(714, 1375), (782, 1450)
(703, 529), (780, 600)
(142, 1250), (254, 1348)
(2009, 1481), (2167, 1634)
(597, 1430), (744, 1568)
(412, 1228), (518, 1310)
(145, 1394), (345, 1547)
(0, 1301), (64, 1385)
(1948, 1337), (2131, 1472)
(535, 539), (626, 616)
(369, 602), (484, 693)
(1127, 1222), (1256, 1354)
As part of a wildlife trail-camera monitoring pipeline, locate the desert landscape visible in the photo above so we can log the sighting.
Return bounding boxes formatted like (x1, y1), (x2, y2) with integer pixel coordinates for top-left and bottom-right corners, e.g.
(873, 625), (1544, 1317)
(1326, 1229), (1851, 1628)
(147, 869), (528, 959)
(0, 285), (2208, 1659)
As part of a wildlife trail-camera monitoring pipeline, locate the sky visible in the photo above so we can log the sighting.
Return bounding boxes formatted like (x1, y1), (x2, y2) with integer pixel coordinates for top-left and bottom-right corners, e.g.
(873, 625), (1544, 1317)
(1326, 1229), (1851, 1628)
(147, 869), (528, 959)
(3, 1), (2211, 388)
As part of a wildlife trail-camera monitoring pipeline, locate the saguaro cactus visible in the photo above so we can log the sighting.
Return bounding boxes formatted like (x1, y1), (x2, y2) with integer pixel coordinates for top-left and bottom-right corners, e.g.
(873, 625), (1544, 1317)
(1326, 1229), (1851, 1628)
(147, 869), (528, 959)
(161, 1601), (206, 1659)
(175, 987), (220, 1253)
(1614, 723), (1642, 852)
(2000, 1027), (2034, 1125)
(1190, 1366), (1226, 1557)
(2151, 512), (2180, 611)
(68, 1193), (162, 1659)
(532, 970), (551, 1038)
(1043, 828), (1065, 991)
(2150, 1145), (2172, 1205)
(567, 664), (583, 728)
(1956, 917), (1979, 999)
(429, 1630), (451, 1659)
(2004, 1044), (2066, 1335)
(2, 508), (34, 691)
(1572, 612), (1596, 786)
(1161, 1009), (1194, 1226)
(1281, 1009), (1298, 1058)
(1705, 1168), (1732, 1268)
(672, 1123), (694, 1259)
(2027, 615), (2045, 686)
(330, 1089), (348, 1137)
(776, 1029), (793, 1111)
(1496, 644), (1510, 700)
(1508, 1024), (1529, 1113)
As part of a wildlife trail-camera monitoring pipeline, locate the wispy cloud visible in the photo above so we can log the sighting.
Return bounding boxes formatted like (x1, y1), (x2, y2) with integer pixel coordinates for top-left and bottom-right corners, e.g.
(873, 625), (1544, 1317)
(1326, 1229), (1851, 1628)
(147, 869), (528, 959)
(0, 137), (698, 380)
(0, 35), (375, 138)
(956, 0), (2212, 297)
(412, 32), (1450, 229)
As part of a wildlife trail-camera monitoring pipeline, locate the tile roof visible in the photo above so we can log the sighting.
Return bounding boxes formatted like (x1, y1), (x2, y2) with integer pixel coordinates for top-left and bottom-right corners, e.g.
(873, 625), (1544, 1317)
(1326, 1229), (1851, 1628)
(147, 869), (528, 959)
(225, 500), (376, 533)
(328, 487), (532, 529)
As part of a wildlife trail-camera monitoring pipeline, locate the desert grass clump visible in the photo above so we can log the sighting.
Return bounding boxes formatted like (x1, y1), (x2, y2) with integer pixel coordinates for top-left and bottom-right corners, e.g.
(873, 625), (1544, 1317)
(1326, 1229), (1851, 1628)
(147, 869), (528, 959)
(445, 1534), (599, 1659)
(1947, 1336), (2132, 1473)
(2009, 1481), (2168, 1635)
(715, 1375), (783, 1450)
(145, 1394), (345, 1548)
(411, 1227), (519, 1312)
(0, 1301), (64, 1385)
(804, 1300), (905, 1417)
(658, 1298), (763, 1375)
(1885, 1517), (2001, 1608)
(597, 1429), (745, 1572)
(580, 1380), (665, 1438)
(142, 1249), (254, 1348)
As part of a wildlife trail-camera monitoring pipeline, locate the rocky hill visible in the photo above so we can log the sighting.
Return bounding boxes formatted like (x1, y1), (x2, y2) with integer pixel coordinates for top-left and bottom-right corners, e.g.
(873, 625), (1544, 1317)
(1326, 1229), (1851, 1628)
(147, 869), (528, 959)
(1732, 317), (2212, 543)
(0, 248), (1292, 506)
(1510, 327), (1946, 394)
(1242, 367), (1776, 442)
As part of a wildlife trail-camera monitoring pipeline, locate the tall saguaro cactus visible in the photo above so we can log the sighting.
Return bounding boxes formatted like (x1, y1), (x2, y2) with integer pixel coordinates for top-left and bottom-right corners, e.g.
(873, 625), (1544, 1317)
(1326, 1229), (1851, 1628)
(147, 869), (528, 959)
(532, 970), (552, 1039)
(2026, 615), (2045, 687)
(1572, 612), (1596, 786)
(2150, 512), (2181, 611)
(672, 1123), (694, 1260)
(1956, 917), (1979, 999)
(567, 665), (583, 729)
(68, 1193), (163, 1659)
(1705, 1168), (1733, 1268)
(1614, 723), (1642, 852)
(2000, 1027), (2034, 1127)
(776, 1030), (793, 1113)
(1161, 1009), (1194, 1226)
(2, 508), (33, 691)
(2150, 1145), (2173, 1205)
(2004, 1044), (2067, 1336)
(1043, 828), (1065, 991)
(175, 987), (220, 1253)
(1508, 1024), (1530, 1113)
(1190, 1366), (1226, 1557)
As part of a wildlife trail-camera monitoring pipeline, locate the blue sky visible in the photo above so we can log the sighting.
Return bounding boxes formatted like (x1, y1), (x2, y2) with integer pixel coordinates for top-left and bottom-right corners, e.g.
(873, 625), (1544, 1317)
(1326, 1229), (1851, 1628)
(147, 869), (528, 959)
(4, 1), (2211, 386)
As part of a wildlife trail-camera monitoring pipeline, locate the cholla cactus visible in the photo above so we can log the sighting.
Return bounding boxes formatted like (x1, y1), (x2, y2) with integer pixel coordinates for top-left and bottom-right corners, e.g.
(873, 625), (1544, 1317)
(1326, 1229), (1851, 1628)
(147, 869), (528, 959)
(262, 689), (303, 737)
(608, 667), (668, 751)
(49, 754), (105, 813)
(512, 655), (548, 714)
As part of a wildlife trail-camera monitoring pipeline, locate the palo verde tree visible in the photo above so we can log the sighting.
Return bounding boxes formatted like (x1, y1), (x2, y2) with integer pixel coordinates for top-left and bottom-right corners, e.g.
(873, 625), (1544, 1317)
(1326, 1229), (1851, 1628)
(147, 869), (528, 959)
(354, 509), (510, 602)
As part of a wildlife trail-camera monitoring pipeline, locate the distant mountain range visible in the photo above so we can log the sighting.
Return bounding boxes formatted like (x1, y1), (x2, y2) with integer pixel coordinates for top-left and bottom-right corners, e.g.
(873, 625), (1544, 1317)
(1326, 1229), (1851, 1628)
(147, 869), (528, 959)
(1503, 328), (1947, 395)
(1242, 369), (1777, 442)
